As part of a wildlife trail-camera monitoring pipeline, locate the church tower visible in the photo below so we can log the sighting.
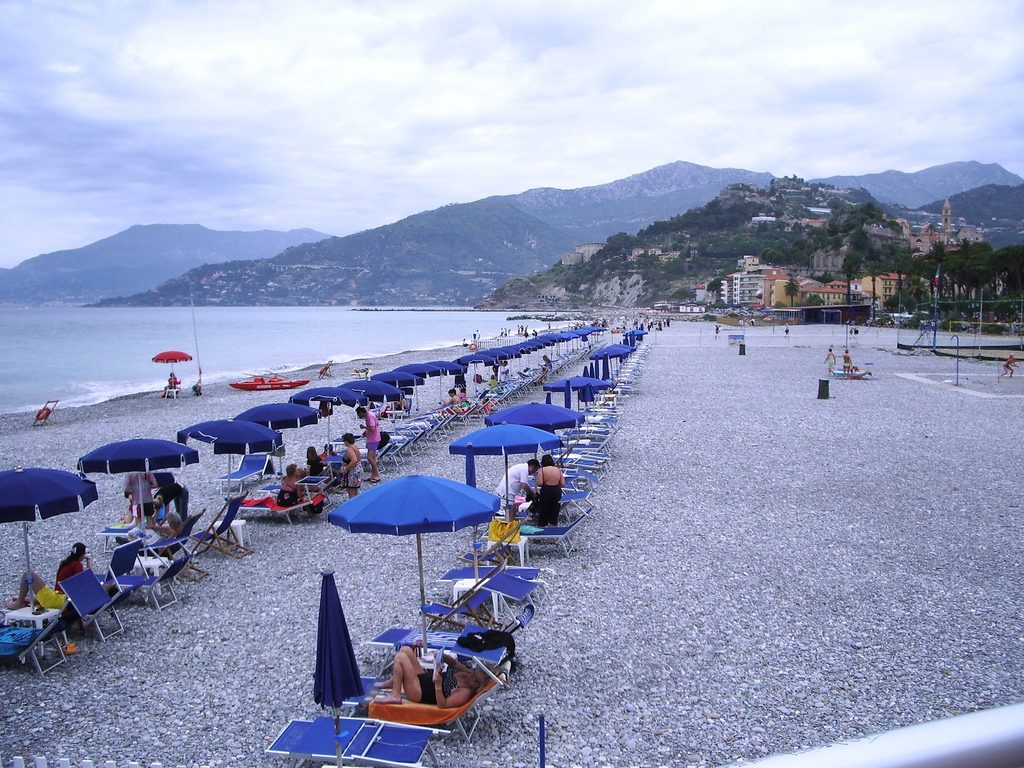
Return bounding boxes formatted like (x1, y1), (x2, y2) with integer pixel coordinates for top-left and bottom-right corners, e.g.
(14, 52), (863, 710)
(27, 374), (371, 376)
(942, 199), (952, 243)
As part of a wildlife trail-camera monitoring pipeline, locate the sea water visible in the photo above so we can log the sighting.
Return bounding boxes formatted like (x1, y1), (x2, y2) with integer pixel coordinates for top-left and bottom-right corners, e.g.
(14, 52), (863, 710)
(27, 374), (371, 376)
(0, 306), (549, 413)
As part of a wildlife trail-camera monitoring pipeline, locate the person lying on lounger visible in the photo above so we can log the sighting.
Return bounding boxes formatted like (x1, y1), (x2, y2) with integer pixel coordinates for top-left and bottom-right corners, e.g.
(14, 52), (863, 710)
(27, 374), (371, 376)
(376, 646), (486, 708)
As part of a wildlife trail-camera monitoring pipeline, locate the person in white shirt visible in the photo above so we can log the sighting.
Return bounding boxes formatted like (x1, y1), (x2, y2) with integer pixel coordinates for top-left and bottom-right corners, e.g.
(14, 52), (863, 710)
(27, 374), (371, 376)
(493, 459), (539, 504)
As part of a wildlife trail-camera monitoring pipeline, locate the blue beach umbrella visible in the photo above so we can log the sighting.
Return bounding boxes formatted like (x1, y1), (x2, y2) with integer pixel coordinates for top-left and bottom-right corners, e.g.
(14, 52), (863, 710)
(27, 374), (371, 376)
(235, 402), (319, 431)
(394, 362), (445, 378)
(329, 475), (500, 647)
(371, 371), (424, 387)
(395, 362), (450, 403)
(420, 360), (467, 375)
(177, 419), (283, 455)
(78, 438), (200, 474)
(0, 466), (99, 582)
(455, 351), (498, 367)
(289, 387), (367, 447)
(288, 386), (368, 408)
(340, 380), (405, 403)
(449, 424), (561, 492)
(484, 402), (585, 432)
(313, 569), (363, 768)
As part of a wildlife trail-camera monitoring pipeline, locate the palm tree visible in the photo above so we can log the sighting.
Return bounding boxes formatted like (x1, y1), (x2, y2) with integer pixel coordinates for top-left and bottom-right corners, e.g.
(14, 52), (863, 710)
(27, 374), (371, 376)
(784, 277), (800, 307)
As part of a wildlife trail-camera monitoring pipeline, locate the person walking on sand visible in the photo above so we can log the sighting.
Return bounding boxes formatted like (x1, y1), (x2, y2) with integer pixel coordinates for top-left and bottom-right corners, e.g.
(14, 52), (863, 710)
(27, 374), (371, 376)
(824, 347), (837, 373)
(715, 324), (720, 338)
(999, 353), (1017, 378)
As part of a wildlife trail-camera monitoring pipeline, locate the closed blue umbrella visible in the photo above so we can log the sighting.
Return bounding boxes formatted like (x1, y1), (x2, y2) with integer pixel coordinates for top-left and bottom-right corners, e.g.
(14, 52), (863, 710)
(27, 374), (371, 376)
(544, 376), (615, 409)
(329, 475), (500, 647)
(449, 424), (561, 492)
(313, 570), (363, 767)
(78, 438), (200, 474)
(177, 419), (283, 455)
(484, 402), (585, 432)
(0, 466), (99, 583)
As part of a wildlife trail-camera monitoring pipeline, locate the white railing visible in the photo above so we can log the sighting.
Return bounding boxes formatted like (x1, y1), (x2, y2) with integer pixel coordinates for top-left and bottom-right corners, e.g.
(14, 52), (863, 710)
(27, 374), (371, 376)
(722, 702), (1024, 768)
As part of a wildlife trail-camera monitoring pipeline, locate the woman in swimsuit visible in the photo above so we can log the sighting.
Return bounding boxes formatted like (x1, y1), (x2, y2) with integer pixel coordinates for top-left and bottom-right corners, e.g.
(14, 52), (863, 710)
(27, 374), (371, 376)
(533, 453), (565, 527)
(376, 646), (485, 708)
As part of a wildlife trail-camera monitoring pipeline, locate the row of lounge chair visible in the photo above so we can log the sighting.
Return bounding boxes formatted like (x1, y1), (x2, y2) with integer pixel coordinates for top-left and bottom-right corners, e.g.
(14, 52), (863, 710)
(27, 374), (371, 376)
(266, 341), (652, 765)
(264, 341), (614, 765)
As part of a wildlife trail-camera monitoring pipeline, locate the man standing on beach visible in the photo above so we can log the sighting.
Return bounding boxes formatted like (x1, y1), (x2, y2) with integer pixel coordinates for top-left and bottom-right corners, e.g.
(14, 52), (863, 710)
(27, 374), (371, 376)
(494, 458), (539, 506)
(356, 405), (382, 482)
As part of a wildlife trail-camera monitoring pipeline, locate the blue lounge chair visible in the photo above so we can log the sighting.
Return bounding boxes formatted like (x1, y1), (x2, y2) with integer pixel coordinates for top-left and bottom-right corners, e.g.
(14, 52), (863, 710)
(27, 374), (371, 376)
(104, 539), (153, 606)
(267, 716), (442, 767)
(144, 551), (193, 610)
(520, 511), (590, 556)
(0, 621), (67, 676)
(59, 569), (124, 641)
(218, 453), (273, 495)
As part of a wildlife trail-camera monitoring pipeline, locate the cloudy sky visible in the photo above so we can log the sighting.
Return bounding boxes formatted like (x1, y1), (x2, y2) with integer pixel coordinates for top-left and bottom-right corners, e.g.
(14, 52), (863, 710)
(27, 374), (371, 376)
(1, 0), (1022, 268)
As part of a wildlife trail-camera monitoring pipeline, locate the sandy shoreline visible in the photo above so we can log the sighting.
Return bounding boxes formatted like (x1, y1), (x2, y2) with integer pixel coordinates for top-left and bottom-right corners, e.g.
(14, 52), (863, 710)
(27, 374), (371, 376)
(3, 323), (1024, 768)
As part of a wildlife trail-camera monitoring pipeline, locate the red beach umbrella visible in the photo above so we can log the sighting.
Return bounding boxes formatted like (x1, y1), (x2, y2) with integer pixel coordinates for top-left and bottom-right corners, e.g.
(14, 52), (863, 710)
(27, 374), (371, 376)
(152, 350), (193, 364)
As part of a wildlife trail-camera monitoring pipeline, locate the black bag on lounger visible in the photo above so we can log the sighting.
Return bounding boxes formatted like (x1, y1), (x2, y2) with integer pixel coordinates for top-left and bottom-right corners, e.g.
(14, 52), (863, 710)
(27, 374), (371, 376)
(458, 629), (515, 661)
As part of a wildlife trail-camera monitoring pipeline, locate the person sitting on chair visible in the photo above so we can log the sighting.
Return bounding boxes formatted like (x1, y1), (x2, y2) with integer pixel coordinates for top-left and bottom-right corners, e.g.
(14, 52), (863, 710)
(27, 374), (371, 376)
(376, 647), (486, 708)
(6, 572), (67, 612)
(150, 510), (183, 540)
(279, 464), (307, 506)
(306, 445), (325, 477)
(161, 373), (181, 398)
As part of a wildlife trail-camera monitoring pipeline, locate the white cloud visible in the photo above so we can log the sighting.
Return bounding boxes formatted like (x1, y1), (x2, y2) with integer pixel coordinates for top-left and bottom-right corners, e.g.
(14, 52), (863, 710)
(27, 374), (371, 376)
(0, 0), (1021, 266)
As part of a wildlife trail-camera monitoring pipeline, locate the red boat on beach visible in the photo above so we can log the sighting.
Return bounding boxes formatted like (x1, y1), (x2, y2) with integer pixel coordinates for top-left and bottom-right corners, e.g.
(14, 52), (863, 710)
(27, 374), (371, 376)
(229, 374), (310, 391)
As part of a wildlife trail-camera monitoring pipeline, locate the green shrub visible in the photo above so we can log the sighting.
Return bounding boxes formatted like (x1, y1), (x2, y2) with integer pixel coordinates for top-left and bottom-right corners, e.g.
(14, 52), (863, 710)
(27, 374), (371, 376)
(982, 323), (1005, 335)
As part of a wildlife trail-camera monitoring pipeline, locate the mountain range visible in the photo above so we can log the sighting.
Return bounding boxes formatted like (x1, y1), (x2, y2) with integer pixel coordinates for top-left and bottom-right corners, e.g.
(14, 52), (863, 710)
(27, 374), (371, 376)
(6, 160), (1022, 307)
(0, 224), (331, 306)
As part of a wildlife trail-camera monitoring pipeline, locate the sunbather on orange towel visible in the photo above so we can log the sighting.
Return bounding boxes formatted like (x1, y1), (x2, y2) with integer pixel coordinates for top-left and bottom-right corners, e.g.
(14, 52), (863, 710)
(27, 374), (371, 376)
(376, 647), (485, 708)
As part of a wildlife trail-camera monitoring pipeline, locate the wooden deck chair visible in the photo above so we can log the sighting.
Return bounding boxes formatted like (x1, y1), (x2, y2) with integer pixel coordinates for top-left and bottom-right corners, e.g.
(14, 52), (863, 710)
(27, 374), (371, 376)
(32, 400), (59, 426)
(317, 360), (334, 379)
(191, 496), (252, 558)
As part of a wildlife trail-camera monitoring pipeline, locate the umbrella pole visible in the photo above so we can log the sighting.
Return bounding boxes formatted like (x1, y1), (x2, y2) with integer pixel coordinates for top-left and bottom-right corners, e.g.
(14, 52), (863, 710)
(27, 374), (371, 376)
(417, 533), (429, 651)
(22, 522), (35, 606)
(334, 707), (344, 767)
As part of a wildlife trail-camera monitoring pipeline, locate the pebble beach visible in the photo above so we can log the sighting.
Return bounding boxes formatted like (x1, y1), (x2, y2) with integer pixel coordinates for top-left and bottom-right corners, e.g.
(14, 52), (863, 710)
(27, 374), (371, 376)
(2, 322), (1023, 768)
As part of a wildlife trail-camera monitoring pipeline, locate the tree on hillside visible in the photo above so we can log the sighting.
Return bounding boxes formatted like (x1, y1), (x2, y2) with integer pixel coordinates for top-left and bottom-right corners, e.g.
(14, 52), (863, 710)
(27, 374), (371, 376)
(707, 277), (724, 302)
(841, 253), (863, 304)
(784, 277), (800, 307)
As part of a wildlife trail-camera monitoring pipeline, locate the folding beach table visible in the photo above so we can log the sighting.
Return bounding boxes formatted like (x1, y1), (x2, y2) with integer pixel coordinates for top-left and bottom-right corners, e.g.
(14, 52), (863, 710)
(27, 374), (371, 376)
(267, 715), (441, 767)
